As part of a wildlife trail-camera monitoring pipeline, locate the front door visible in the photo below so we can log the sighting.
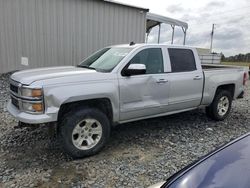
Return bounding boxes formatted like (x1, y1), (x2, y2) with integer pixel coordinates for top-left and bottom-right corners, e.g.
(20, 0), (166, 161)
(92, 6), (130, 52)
(118, 48), (170, 121)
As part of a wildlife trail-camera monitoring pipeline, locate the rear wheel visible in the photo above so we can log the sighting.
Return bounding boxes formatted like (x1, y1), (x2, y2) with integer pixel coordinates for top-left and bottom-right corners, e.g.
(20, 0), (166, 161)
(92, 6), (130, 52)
(206, 90), (232, 121)
(59, 107), (110, 159)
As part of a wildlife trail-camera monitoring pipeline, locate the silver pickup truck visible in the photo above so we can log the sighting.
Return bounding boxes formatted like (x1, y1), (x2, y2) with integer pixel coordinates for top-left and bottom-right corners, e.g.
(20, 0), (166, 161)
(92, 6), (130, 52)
(7, 44), (249, 158)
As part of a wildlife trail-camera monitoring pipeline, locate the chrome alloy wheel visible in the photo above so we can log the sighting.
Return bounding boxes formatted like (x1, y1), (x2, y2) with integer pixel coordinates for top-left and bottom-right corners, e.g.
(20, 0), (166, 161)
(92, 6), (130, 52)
(72, 118), (103, 150)
(217, 96), (229, 116)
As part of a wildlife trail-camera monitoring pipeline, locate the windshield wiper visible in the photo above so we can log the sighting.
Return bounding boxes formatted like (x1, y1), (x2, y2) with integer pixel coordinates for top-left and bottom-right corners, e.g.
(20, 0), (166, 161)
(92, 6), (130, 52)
(77, 65), (96, 70)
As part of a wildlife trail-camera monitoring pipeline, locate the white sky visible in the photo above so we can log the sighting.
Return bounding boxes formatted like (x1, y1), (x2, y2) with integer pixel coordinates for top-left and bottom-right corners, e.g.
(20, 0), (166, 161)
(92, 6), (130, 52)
(116, 0), (250, 56)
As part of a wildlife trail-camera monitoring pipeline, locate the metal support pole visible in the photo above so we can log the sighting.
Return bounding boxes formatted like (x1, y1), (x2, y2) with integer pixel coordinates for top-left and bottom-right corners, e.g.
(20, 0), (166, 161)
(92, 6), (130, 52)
(210, 24), (215, 53)
(182, 27), (187, 45)
(146, 32), (149, 43)
(171, 25), (175, 44)
(146, 28), (152, 43)
(183, 30), (186, 45)
(157, 23), (161, 43)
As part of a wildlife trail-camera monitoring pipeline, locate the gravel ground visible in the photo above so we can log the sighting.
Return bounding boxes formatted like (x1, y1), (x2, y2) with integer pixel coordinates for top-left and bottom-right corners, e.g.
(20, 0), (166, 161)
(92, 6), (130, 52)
(0, 72), (250, 188)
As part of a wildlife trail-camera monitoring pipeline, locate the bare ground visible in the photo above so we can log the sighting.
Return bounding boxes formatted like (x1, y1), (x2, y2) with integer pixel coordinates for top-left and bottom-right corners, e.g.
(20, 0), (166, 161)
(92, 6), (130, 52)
(0, 73), (249, 188)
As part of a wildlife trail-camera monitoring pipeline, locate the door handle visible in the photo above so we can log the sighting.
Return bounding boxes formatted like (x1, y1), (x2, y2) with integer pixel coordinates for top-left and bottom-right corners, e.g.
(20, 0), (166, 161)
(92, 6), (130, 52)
(156, 79), (168, 84)
(193, 76), (202, 80)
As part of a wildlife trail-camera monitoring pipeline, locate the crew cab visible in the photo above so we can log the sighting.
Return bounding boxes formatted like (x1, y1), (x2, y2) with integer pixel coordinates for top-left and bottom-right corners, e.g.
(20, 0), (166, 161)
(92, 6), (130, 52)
(7, 44), (249, 158)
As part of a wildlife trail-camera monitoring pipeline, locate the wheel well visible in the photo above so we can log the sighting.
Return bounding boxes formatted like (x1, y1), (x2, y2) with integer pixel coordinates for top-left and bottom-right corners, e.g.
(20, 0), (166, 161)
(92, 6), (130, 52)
(57, 98), (113, 123)
(216, 84), (235, 97)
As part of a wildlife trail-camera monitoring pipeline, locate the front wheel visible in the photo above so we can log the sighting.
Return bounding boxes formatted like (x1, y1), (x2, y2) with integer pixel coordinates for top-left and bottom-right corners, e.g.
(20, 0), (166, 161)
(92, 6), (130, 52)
(206, 90), (232, 121)
(59, 108), (110, 159)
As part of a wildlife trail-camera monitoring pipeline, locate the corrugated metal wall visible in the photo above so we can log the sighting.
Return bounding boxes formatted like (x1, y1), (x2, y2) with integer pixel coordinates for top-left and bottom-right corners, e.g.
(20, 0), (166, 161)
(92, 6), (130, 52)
(0, 0), (147, 73)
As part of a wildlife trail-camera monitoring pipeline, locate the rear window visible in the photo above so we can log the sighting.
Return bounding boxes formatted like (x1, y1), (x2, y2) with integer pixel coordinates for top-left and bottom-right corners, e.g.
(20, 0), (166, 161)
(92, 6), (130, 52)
(168, 48), (196, 72)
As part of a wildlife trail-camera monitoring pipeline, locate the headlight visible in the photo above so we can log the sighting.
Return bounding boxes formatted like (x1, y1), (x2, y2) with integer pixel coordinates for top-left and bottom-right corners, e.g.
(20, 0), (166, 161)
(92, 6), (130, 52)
(22, 101), (44, 113)
(20, 87), (44, 113)
(21, 87), (43, 98)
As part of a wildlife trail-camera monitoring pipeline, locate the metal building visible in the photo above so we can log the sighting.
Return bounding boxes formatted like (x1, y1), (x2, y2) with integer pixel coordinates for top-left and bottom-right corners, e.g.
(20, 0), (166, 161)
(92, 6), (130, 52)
(0, 0), (148, 73)
(0, 0), (188, 73)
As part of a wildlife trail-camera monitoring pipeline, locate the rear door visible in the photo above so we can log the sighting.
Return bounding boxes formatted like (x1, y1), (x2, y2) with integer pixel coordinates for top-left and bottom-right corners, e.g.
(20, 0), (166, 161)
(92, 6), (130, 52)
(166, 48), (203, 111)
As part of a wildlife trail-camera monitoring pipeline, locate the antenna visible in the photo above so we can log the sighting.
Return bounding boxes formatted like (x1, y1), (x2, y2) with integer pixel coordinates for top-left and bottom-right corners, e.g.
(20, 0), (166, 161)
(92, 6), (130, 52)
(129, 41), (135, 46)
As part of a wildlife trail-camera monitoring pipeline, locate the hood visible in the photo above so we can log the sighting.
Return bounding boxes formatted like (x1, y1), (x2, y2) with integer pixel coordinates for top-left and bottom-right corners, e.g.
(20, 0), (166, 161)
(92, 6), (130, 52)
(11, 66), (96, 85)
(148, 182), (165, 188)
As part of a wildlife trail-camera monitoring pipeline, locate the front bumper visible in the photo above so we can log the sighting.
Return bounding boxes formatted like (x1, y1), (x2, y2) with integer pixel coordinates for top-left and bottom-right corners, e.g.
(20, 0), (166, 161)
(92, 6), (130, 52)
(7, 101), (57, 124)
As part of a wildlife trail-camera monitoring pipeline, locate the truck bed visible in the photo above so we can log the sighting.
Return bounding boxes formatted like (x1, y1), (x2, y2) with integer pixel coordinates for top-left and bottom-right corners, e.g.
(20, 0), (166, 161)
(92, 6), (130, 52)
(201, 63), (248, 105)
(202, 64), (240, 70)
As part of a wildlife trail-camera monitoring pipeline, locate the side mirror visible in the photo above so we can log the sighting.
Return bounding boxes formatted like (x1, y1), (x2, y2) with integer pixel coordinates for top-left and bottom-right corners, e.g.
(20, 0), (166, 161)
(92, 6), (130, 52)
(123, 64), (146, 76)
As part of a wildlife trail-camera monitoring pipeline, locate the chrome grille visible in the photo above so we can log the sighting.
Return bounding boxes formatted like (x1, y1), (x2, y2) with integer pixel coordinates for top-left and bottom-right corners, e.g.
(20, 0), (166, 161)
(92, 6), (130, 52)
(9, 79), (20, 95)
(11, 96), (19, 109)
(9, 79), (20, 110)
(10, 84), (18, 93)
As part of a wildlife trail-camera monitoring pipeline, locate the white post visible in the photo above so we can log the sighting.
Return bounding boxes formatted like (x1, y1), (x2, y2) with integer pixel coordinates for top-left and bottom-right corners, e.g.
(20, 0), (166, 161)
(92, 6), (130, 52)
(182, 27), (187, 45)
(157, 23), (161, 43)
(171, 25), (175, 44)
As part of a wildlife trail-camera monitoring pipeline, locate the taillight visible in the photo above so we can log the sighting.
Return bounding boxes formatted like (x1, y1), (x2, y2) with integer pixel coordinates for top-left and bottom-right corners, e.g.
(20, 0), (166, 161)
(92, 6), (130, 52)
(243, 72), (248, 86)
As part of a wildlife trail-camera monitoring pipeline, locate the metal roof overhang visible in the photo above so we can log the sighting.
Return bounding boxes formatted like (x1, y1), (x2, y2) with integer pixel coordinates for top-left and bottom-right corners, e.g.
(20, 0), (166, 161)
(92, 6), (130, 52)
(146, 13), (188, 32)
(146, 13), (188, 45)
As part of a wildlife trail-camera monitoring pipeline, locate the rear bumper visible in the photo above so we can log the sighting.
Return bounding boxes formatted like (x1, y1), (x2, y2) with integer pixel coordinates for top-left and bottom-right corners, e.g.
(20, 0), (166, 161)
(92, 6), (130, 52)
(7, 101), (57, 124)
(237, 91), (244, 99)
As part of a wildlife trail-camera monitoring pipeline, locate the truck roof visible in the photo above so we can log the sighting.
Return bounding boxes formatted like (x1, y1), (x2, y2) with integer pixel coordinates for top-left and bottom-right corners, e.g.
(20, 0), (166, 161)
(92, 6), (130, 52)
(111, 43), (195, 50)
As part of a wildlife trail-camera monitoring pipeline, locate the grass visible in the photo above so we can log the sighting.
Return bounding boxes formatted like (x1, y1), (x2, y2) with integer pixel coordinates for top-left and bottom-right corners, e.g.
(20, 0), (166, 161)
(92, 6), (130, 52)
(221, 62), (250, 67)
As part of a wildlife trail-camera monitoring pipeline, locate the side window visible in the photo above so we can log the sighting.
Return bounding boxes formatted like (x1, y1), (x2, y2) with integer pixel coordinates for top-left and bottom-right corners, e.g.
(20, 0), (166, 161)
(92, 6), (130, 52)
(168, 48), (196, 72)
(129, 48), (164, 74)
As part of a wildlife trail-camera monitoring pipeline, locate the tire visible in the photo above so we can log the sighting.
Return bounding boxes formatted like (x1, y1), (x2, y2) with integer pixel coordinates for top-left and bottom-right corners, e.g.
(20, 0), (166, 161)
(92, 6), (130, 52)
(206, 90), (232, 121)
(59, 107), (110, 159)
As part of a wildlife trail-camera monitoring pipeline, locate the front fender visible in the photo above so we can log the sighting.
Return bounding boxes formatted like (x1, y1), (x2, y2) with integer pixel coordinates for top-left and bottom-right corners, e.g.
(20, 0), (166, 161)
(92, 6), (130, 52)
(43, 80), (119, 122)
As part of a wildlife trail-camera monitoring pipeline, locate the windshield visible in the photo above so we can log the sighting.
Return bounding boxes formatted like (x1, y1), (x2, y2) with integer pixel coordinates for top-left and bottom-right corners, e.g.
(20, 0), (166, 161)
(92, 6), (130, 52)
(78, 47), (132, 72)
